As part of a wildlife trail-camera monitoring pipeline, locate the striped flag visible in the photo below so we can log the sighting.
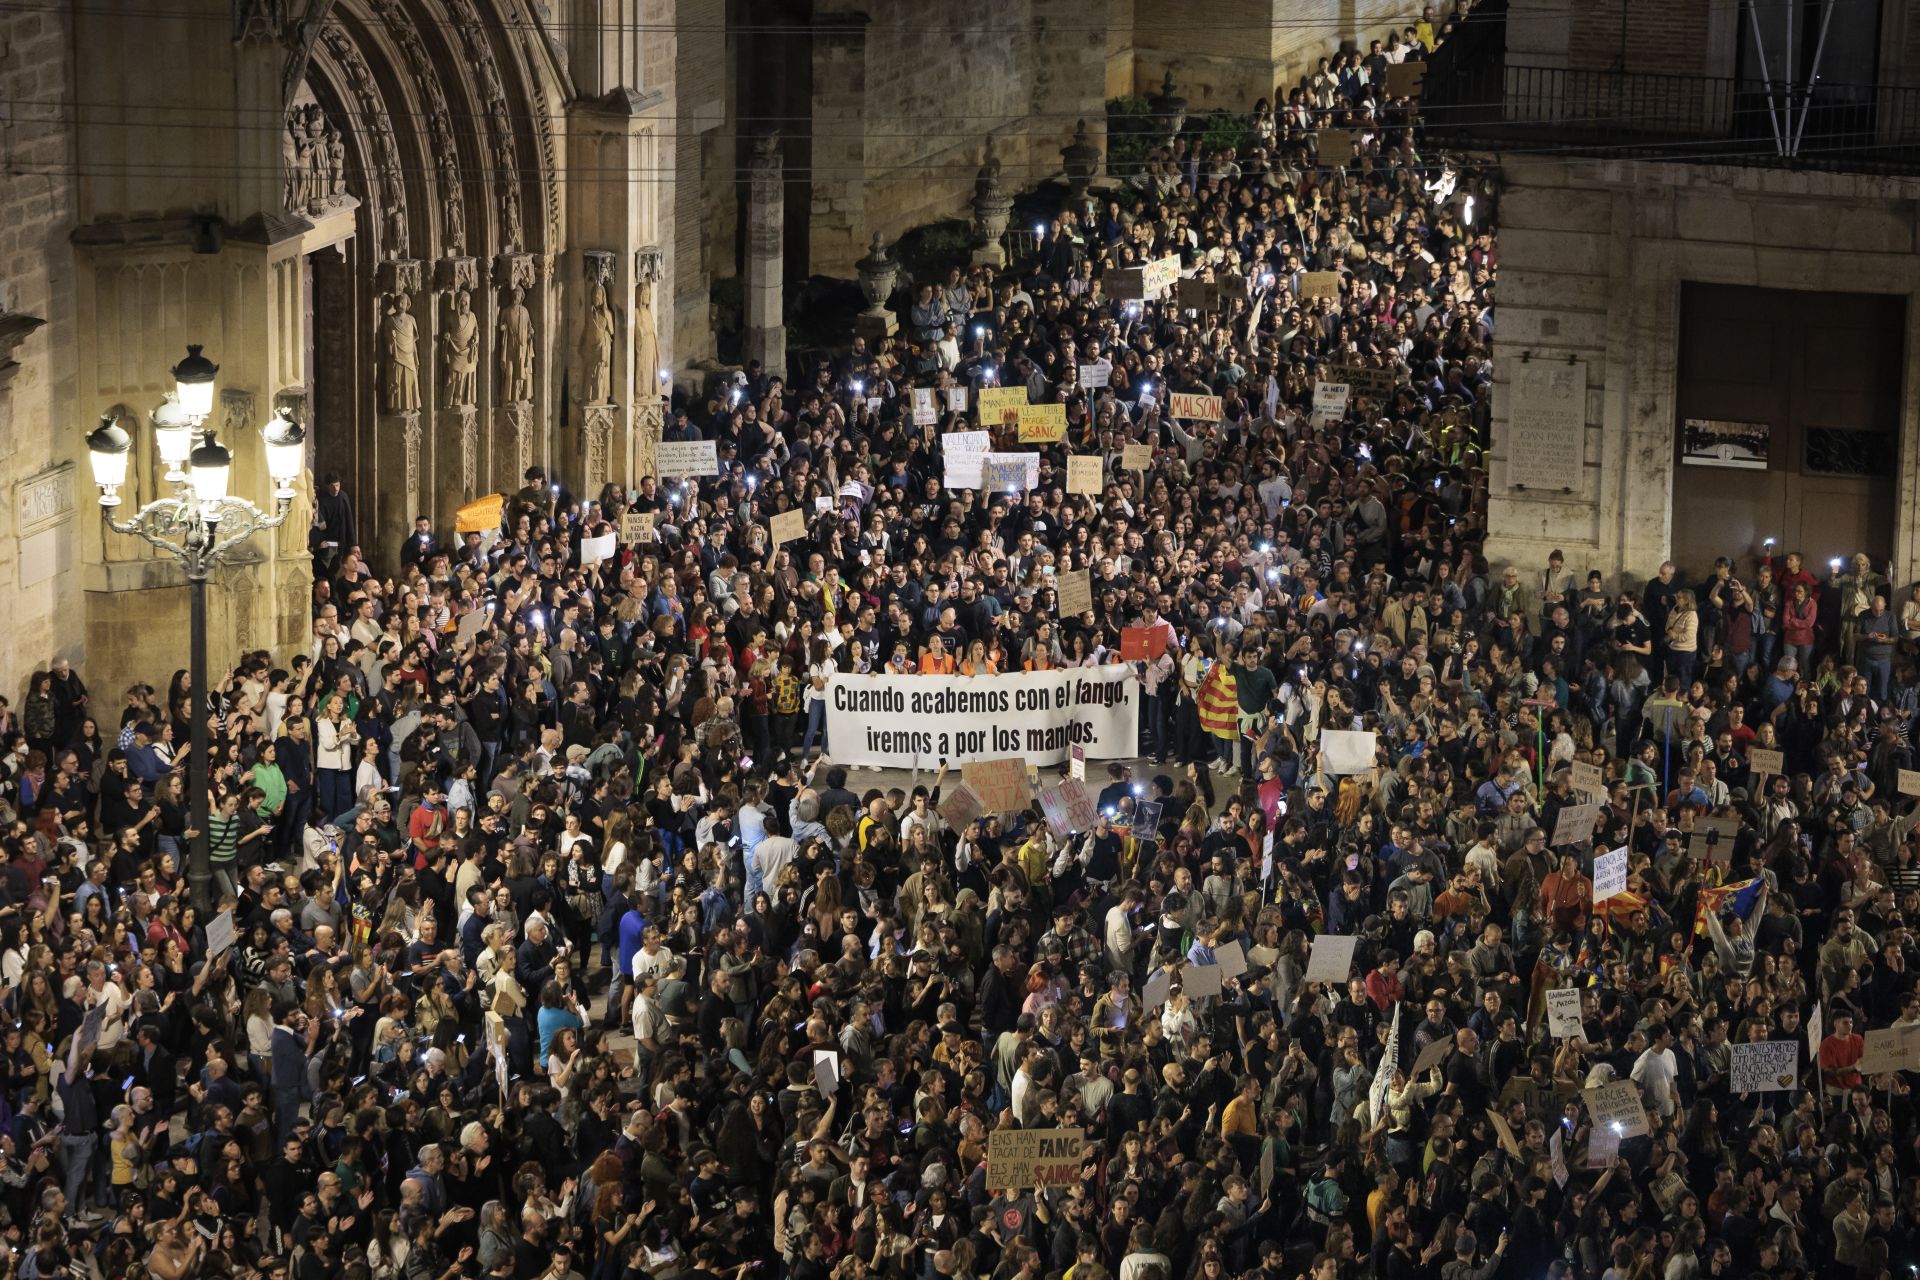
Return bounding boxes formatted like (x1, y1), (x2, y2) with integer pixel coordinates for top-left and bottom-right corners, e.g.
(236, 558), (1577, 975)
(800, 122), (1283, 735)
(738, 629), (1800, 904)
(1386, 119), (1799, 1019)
(1693, 876), (1765, 937)
(1198, 662), (1239, 739)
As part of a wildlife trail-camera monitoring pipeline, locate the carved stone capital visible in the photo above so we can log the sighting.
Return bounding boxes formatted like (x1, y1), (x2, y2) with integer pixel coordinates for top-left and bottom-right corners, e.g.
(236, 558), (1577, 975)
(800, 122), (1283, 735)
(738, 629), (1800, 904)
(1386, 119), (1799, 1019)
(493, 252), (537, 291)
(433, 255), (479, 295)
(220, 388), (258, 439)
(378, 258), (423, 296)
(635, 246), (665, 284)
(582, 249), (617, 288)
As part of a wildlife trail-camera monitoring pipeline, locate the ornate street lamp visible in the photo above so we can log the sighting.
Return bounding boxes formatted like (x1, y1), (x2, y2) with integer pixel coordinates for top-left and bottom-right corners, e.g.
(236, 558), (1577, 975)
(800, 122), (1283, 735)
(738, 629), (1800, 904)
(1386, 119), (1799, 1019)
(86, 347), (299, 914)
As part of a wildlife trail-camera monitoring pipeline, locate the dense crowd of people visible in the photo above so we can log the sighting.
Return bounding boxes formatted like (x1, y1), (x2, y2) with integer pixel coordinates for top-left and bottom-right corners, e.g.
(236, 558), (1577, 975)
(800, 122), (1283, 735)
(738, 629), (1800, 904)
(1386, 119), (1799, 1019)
(8, 7), (1920, 1280)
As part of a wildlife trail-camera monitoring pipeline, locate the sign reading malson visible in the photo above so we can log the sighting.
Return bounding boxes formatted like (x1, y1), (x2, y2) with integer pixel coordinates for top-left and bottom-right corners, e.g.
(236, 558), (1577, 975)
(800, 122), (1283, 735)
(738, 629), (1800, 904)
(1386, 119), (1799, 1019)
(986, 1127), (1087, 1190)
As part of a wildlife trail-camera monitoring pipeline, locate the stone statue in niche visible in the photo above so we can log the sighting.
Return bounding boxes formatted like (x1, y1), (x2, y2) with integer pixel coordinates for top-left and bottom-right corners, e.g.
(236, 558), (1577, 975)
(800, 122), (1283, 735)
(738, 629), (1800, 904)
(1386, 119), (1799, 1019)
(443, 189), (466, 256)
(580, 281), (616, 405)
(441, 288), (479, 406)
(633, 276), (659, 405)
(380, 294), (420, 413)
(385, 201), (409, 260)
(502, 189), (523, 252)
(283, 103), (348, 216)
(499, 286), (534, 403)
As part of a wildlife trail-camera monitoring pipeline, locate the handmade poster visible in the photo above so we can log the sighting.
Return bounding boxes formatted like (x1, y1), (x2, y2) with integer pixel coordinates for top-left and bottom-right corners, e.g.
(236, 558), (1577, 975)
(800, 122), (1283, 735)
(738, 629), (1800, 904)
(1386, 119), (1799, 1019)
(1569, 761), (1605, 797)
(1583, 1080), (1651, 1137)
(1215, 939), (1248, 980)
(1859, 1026), (1920, 1075)
(1055, 569), (1093, 616)
(1311, 380), (1350, 424)
(456, 602), (494, 648)
(1487, 1109), (1523, 1159)
(1017, 402), (1068, 443)
(1749, 747), (1784, 778)
(963, 757), (1036, 815)
(1318, 129), (1355, 166)
(938, 782), (985, 831)
(1143, 968), (1173, 1013)
(1729, 1040), (1800, 1093)
(942, 430), (992, 488)
(1586, 1125), (1619, 1169)
(1545, 987), (1585, 1040)
(1319, 730), (1377, 776)
(1121, 625), (1170, 661)
(1304, 933), (1358, 985)
(1121, 443), (1154, 470)
(1692, 816), (1741, 865)
(1591, 847), (1628, 901)
(1331, 363), (1399, 402)
(1066, 455), (1103, 496)
(1079, 362), (1111, 388)
(1409, 1032), (1455, 1077)
(455, 492), (505, 535)
(831, 668), (1137, 768)
(1069, 744), (1085, 781)
(1385, 59), (1426, 95)
(580, 532), (617, 565)
(1554, 802), (1601, 847)
(1183, 963), (1223, 1000)
(1170, 393), (1223, 421)
(75, 1004), (106, 1065)
(1058, 778), (1099, 831)
(1299, 271), (1341, 300)
(1901, 769), (1920, 798)
(813, 1049), (839, 1099)
(986, 1128), (1086, 1191)
(770, 508), (807, 545)
(947, 388), (969, 413)
(1140, 255), (1181, 297)
(912, 387), (938, 425)
(978, 387), (1029, 429)
(982, 452), (1040, 492)
(1038, 785), (1078, 840)
(207, 910), (236, 959)
(1550, 1125), (1569, 1187)
(621, 512), (655, 543)
(656, 440), (720, 477)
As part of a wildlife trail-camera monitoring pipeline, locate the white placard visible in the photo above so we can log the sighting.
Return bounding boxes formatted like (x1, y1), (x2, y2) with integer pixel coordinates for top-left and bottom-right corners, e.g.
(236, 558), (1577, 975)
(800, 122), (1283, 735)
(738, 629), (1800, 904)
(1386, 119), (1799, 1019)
(1319, 730), (1377, 776)
(1079, 362), (1111, 388)
(813, 1049), (839, 1098)
(580, 532), (617, 565)
(1506, 359), (1586, 492)
(207, 909), (236, 958)
(912, 387), (938, 425)
(1592, 847), (1628, 902)
(1545, 987), (1585, 1040)
(1311, 380), (1350, 425)
(657, 439), (720, 478)
(1143, 967), (1172, 1013)
(1583, 1080), (1651, 1138)
(825, 667), (1138, 768)
(1215, 939), (1247, 980)
(1807, 1001), (1823, 1085)
(942, 430), (992, 489)
(1304, 933), (1358, 985)
(947, 388), (969, 413)
(1729, 1040), (1800, 1093)
(1553, 801), (1600, 847)
(1183, 963), (1223, 1000)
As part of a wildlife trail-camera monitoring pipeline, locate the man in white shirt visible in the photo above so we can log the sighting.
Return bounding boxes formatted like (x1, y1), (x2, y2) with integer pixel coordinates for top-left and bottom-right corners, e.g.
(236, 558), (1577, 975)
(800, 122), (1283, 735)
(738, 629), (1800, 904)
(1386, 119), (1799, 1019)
(1630, 1023), (1680, 1118)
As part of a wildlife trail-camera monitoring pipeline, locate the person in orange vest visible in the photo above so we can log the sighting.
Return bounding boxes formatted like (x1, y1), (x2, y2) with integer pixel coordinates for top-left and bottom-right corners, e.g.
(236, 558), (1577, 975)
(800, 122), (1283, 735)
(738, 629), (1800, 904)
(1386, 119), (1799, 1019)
(919, 635), (958, 675)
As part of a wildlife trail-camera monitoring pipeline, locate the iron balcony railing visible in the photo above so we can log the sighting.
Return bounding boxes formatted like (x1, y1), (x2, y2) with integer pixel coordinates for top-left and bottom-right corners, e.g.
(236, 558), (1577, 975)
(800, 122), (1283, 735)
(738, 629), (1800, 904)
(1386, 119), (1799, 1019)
(1420, 59), (1920, 174)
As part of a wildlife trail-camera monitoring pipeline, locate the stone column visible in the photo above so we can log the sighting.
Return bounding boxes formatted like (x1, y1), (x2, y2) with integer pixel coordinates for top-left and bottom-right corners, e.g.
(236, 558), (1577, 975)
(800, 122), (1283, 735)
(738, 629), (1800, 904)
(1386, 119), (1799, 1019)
(634, 399), (664, 485)
(582, 403), (619, 496)
(578, 250), (620, 496)
(746, 132), (787, 380)
(808, 15), (871, 277)
(376, 257), (426, 525)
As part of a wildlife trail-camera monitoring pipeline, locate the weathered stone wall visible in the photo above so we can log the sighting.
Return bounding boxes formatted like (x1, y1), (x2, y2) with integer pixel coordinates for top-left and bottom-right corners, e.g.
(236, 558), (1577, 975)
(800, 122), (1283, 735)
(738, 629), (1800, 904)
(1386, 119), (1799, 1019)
(0, 3), (83, 696)
(673, 0), (730, 374)
(1488, 155), (1920, 583)
(1130, 0), (1425, 110)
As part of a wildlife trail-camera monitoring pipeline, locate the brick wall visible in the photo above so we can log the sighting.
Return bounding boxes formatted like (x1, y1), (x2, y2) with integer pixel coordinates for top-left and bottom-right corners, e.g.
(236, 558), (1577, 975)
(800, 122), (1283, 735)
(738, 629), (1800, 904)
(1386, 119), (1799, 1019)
(1565, 0), (1711, 76)
(0, 3), (82, 692)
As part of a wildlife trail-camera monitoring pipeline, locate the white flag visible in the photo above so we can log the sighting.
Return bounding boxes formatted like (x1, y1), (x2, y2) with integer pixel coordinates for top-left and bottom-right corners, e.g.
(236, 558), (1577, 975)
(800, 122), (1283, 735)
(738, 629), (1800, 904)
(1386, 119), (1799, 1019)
(1369, 1002), (1401, 1125)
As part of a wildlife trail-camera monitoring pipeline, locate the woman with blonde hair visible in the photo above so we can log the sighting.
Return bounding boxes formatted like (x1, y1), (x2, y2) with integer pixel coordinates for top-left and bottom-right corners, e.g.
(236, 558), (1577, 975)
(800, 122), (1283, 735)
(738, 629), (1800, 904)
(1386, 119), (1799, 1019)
(1666, 588), (1700, 690)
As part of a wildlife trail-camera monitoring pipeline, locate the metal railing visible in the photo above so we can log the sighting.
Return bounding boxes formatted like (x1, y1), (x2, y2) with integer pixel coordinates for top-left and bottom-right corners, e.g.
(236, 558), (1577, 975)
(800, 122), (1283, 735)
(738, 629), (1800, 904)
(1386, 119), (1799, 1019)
(1421, 57), (1920, 174)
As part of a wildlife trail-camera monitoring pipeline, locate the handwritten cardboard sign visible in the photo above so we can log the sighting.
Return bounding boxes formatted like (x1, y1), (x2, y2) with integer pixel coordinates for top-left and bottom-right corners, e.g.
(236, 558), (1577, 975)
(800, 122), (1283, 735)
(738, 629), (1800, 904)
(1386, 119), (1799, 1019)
(1066, 455), (1103, 496)
(1859, 1025), (1920, 1075)
(1729, 1040), (1799, 1093)
(986, 1127), (1087, 1191)
(621, 511), (655, 544)
(978, 387), (1028, 429)
(938, 782), (985, 831)
(1017, 402), (1068, 443)
(1554, 801), (1601, 847)
(1318, 129), (1355, 166)
(1749, 747), (1784, 779)
(963, 758), (1033, 816)
(1569, 761), (1605, 797)
(1299, 271), (1341, 301)
(1170, 392), (1223, 421)
(1121, 443), (1154, 471)
(1545, 987), (1585, 1040)
(1584, 1080), (1651, 1137)
(1900, 769), (1920, 798)
(1385, 60), (1426, 96)
(1055, 569), (1093, 616)
(769, 508), (807, 545)
(1591, 846), (1628, 901)
(1078, 362), (1111, 388)
(656, 439), (720, 477)
(1304, 933), (1358, 985)
(912, 387), (938, 425)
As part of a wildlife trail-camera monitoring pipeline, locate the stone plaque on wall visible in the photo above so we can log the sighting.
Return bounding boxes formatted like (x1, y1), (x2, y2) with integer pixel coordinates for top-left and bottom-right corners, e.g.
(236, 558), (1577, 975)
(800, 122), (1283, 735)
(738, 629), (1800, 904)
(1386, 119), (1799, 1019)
(1506, 359), (1586, 493)
(15, 463), (74, 537)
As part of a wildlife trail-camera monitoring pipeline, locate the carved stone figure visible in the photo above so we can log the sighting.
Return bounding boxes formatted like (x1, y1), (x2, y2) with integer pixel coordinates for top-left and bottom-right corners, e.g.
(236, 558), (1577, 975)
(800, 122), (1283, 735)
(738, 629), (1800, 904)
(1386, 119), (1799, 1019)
(441, 288), (479, 406)
(380, 294), (420, 413)
(580, 281), (615, 404)
(633, 277), (660, 404)
(499, 286), (534, 403)
(443, 189), (466, 255)
(385, 202), (410, 260)
(502, 188), (523, 252)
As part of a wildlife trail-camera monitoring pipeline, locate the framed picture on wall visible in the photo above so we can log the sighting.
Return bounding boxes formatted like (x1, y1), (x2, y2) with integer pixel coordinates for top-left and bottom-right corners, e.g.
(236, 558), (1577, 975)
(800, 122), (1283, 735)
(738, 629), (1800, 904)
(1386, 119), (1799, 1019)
(1681, 418), (1771, 469)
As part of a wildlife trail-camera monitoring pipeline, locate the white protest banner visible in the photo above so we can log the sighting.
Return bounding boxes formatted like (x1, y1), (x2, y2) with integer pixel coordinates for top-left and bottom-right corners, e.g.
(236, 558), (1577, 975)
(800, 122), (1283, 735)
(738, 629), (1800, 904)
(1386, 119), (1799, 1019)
(580, 532), (617, 565)
(942, 430), (991, 488)
(1304, 933), (1358, 985)
(986, 1127), (1086, 1191)
(1319, 730), (1377, 776)
(1066, 455), (1103, 496)
(769, 508), (807, 545)
(1591, 847), (1628, 902)
(1729, 1040), (1800, 1093)
(1583, 1080), (1651, 1138)
(1554, 801), (1601, 847)
(1055, 569), (1093, 617)
(656, 439), (720, 477)
(1311, 380), (1350, 425)
(947, 387), (969, 414)
(1545, 987), (1585, 1040)
(912, 387), (938, 425)
(207, 910), (236, 959)
(829, 668), (1137, 768)
(1079, 362), (1111, 389)
(982, 453), (1040, 493)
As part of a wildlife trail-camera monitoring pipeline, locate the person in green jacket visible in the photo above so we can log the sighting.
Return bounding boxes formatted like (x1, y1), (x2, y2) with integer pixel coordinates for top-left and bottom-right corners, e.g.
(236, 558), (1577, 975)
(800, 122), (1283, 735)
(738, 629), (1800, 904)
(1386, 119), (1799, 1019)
(244, 739), (288, 824)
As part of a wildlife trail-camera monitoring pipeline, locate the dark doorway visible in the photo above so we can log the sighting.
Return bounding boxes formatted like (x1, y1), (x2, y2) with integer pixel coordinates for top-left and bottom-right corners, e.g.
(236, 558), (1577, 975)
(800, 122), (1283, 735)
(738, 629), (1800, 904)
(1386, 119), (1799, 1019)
(1671, 282), (1902, 580)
